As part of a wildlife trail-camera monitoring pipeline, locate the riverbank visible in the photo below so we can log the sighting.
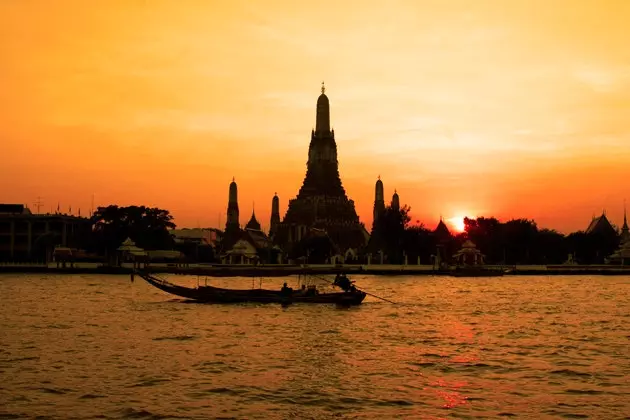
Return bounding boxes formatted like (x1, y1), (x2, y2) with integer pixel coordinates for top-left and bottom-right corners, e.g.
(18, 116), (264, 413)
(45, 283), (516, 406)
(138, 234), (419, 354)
(1, 263), (629, 276)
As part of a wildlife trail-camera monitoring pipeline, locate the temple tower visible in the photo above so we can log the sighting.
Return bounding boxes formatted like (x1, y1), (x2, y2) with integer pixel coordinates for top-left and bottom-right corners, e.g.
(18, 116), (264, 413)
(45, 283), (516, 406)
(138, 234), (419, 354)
(270, 193), (280, 237)
(373, 176), (385, 227)
(225, 177), (240, 233)
(622, 200), (629, 242)
(275, 84), (368, 252)
(391, 190), (400, 211)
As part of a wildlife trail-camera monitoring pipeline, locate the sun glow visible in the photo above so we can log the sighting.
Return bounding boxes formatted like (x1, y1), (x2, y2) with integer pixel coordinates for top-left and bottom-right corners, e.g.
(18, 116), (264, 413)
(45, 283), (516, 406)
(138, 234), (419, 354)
(448, 216), (466, 233)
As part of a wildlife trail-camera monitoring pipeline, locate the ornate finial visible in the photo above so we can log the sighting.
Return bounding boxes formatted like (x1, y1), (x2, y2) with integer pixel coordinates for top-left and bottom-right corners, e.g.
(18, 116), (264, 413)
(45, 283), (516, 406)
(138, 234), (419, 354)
(321, 81), (325, 94)
(378, 175), (380, 180)
(232, 176), (235, 182)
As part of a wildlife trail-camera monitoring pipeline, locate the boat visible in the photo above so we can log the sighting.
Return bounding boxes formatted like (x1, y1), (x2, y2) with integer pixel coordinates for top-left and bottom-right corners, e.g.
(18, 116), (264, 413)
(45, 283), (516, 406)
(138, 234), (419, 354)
(134, 271), (367, 305)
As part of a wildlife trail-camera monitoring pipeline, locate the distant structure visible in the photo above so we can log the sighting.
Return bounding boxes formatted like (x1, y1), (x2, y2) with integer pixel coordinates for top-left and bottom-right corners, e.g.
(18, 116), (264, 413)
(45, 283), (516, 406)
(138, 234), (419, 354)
(0, 203), (91, 262)
(373, 177), (385, 227)
(434, 217), (452, 243)
(621, 202), (629, 242)
(223, 178), (241, 248)
(245, 204), (261, 231)
(585, 211), (617, 237)
(219, 181), (278, 263)
(269, 193), (280, 238)
(274, 83), (369, 254)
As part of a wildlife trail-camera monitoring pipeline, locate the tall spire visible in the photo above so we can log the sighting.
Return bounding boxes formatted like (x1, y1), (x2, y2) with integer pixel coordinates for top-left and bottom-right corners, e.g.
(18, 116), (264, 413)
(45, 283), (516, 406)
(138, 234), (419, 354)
(225, 178), (240, 232)
(270, 193), (281, 237)
(391, 189), (400, 211)
(315, 82), (330, 134)
(373, 176), (385, 228)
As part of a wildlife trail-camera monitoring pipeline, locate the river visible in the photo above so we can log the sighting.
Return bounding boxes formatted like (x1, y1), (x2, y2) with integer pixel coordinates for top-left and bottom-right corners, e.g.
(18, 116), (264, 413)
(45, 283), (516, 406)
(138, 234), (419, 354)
(1, 274), (629, 419)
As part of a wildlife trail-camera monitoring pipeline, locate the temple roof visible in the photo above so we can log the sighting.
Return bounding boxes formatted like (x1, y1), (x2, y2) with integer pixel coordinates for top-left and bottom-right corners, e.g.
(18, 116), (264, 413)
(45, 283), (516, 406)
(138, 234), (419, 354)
(245, 211), (261, 231)
(585, 212), (616, 236)
(244, 228), (272, 250)
(434, 219), (451, 238)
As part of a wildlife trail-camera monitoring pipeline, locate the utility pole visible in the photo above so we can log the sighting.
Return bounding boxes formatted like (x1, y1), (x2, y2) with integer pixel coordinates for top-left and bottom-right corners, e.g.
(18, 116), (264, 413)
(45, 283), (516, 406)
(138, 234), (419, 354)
(33, 196), (44, 214)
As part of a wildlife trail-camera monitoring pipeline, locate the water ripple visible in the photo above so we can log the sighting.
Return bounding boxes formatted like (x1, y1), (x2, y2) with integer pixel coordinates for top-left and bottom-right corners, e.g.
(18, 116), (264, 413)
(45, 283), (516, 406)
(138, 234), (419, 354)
(1, 274), (629, 418)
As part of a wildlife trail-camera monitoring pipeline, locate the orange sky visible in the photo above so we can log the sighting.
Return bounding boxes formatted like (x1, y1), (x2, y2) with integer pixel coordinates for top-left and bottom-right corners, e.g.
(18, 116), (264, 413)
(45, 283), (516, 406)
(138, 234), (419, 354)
(1, 0), (629, 234)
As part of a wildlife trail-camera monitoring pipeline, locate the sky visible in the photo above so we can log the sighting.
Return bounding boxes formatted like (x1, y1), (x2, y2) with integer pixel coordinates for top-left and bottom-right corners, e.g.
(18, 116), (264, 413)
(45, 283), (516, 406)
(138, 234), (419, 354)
(1, 0), (629, 234)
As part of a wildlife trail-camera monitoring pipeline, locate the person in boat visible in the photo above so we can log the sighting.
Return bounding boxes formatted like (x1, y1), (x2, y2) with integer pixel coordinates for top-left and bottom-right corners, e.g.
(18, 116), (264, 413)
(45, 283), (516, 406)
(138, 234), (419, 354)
(334, 274), (356, 293)
(281, 282), (293, 295)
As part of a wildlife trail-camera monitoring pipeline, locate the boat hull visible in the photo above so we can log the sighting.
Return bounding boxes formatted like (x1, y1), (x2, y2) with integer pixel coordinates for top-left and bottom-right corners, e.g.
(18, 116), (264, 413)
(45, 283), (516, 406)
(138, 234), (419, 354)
(137, 272), (366, 305)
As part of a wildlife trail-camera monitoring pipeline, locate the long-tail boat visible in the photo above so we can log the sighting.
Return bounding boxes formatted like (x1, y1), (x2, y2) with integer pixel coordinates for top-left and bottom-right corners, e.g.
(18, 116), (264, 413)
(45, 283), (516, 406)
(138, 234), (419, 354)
(134, 271), (366, 305)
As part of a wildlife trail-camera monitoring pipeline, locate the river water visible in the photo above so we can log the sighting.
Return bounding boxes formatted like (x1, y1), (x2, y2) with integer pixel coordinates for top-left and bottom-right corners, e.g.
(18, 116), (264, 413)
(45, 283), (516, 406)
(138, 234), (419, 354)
(1, 274), (629, 419)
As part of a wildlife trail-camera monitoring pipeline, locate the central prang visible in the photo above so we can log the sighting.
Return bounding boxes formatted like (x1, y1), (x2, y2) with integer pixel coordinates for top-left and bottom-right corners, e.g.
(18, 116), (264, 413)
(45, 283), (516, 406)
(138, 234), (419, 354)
(274, 84), (369, 254)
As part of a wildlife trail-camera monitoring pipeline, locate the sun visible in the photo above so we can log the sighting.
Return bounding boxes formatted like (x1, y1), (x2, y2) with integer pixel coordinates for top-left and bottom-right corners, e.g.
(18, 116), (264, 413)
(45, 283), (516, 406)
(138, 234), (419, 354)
(447, 216), (466, 233)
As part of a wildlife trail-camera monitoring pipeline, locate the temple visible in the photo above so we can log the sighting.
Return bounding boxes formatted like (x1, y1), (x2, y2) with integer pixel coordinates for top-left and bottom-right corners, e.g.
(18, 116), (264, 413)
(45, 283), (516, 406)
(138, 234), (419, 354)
(585, 210), (617, 237)
(274, 83), (369, 253)
(434, 217), (452, 244)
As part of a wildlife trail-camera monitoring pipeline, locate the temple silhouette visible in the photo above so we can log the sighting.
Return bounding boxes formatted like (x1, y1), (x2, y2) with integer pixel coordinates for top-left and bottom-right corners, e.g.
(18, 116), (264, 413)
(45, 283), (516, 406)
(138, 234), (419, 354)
(273, 83), (369, 255)
(209, 84), (630, 266)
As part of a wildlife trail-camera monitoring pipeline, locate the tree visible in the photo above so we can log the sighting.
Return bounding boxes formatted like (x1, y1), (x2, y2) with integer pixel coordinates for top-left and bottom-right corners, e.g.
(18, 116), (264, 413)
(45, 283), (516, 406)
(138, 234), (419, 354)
(403, 225), (436, 264)
(90, 205), (176, 254)
(369, 204), (412, 264)
(464, 216), (503, 262)
(533, 228), (567, 264)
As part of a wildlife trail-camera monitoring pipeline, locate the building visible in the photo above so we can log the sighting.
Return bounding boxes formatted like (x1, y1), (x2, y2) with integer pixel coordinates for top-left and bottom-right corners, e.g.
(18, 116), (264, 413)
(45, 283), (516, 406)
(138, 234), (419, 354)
(585, 211), (617, 237)
(171, 228), (220, 262)
(221, 228), (280, 264)
(0, 204), (92, 262)
(274, 83), (369, 255)
(434, 217), (452, 244)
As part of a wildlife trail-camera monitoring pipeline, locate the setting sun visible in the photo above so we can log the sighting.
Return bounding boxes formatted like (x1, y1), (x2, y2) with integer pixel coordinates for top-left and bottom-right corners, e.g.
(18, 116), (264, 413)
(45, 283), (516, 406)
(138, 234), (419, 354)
(448, 216), (466, 233)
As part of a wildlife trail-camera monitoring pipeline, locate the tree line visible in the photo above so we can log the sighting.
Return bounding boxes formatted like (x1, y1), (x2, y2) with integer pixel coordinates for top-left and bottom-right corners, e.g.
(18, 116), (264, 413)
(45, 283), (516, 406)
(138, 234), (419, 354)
(368, 205), (621, 265)
(72, 204), (621, 265)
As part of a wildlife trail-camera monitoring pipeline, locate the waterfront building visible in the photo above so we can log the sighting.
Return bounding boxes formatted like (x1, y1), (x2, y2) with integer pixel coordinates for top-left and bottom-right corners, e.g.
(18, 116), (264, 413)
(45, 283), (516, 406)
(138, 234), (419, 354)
(0, 204), (91, 262)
